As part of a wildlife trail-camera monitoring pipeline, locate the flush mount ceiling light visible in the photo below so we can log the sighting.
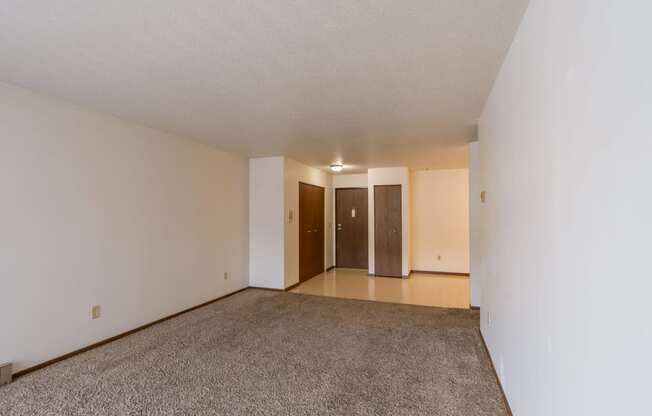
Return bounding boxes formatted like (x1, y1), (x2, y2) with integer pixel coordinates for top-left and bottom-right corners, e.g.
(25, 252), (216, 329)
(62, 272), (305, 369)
(330, 164), (344, 173)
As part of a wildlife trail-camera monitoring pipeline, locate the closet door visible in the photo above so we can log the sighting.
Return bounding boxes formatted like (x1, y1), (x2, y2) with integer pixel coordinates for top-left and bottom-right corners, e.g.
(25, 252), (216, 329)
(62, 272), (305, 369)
(374, 185), (402, 277)
(299, 183), (325, 282)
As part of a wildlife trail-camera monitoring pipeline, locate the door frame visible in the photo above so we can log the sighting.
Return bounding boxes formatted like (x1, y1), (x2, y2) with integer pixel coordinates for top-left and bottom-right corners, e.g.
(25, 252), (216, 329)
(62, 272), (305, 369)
(298, 182), (326, 282)
(373, 184), (403, 278)
(335, 187), (369, 269)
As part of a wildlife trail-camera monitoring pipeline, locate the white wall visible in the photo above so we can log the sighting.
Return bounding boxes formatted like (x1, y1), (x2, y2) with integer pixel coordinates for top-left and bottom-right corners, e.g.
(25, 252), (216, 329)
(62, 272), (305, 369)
(249, 157), (285, 289)
(332, 174), (368, 189)
(284, 158), (333, 288)
(368, 167), (411, 276)
(0, 82), (249, 373)
(411, 169), (469, 274)
(469, 142), (482, 307)
(479, 1), (652, 415)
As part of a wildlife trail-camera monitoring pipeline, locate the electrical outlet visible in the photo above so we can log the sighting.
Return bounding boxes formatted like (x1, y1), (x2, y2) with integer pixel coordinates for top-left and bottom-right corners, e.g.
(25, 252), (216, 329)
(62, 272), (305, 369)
(91, 305), (101, 320)
(224, 272), (228, 280)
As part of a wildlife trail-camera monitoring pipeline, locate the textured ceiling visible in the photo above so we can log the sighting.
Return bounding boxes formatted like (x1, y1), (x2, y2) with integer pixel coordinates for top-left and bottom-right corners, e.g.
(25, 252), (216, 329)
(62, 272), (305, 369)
(0, 0), (528, 172)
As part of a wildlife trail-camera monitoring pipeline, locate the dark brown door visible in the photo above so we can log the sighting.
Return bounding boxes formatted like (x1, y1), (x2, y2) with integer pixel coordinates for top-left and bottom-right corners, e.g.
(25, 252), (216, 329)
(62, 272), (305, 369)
(336, 188), (368, 269)
(374, 185), (402, 277)
(299, 182), (325, 282)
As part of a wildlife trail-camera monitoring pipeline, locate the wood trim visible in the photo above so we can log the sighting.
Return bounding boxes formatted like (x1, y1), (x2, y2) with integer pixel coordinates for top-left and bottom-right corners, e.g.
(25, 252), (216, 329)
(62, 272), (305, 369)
(284, 281), (301, 291)
(13, 287), (249, 379)
(297, 181), (325, 190)
(366, 273), (404, 279)
(411, 270), (470, 277)
(470, 305), (481, 310)
(251, 269), (326, 293)
(478, 329), (513, 416)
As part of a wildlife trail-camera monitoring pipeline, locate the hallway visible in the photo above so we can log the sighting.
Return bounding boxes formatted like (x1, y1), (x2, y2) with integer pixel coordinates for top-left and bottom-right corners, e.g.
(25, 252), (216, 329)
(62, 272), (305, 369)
(292, 269), (470, 309)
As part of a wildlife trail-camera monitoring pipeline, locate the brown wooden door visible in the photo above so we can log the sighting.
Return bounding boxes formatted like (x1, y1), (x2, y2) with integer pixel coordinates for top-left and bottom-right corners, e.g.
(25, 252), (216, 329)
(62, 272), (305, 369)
(336, 188), (368, 269)
(374, 185), (402, 277)
(299, 182), (325, 282)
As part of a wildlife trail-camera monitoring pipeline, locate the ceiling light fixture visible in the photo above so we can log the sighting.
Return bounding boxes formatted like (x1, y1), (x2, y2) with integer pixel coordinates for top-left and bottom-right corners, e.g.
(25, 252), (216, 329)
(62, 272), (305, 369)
(330, 163), (344, 173)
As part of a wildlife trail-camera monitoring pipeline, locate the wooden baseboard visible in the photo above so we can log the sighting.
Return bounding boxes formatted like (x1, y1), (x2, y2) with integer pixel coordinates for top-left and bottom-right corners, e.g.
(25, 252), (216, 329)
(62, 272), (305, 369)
(284, 282), (301, 291)
(470, 305), (481, 310)
(478, 329), (513, 416)
(251, 272), (321, 293)
(248, 286), (284, 291)
(411, 270), (470, 277)
(13, 287), (249, 379)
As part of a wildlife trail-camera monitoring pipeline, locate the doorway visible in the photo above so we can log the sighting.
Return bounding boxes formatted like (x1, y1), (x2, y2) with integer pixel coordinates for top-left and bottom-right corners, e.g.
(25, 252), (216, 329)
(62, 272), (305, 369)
(299, 182), (325, 282)
(335, 188), (368, 269)
(374, 185), (402, 277)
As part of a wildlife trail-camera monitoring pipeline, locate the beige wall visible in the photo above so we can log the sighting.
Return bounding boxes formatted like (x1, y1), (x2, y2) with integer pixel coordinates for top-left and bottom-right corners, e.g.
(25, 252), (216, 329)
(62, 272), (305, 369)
(332, 174), (368, 189)
(284, 158), (333, 288)
(411, 169), (469, 274)
(1, 81), (249, 373)
(468, 143), (482, 306)
(249, 157), (285, 289)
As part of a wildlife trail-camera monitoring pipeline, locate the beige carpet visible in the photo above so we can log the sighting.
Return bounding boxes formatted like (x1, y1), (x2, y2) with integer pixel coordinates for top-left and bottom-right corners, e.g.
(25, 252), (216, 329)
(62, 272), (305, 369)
(0, 289), (508, 415)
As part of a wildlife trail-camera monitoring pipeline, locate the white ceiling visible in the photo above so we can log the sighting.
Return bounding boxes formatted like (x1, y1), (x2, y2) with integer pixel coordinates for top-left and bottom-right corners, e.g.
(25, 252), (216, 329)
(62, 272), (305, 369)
(0, 0), (528, 172)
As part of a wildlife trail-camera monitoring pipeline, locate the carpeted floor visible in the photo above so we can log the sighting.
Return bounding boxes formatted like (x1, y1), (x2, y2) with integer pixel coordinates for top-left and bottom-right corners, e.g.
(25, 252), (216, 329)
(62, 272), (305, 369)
(0, 289), (508, 415)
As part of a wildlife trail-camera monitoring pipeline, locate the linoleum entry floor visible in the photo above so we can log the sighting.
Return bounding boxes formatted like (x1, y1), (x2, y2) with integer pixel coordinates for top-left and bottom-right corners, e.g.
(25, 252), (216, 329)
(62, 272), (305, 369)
(292, 268), (471, 309)
(0, 289), (506, 416)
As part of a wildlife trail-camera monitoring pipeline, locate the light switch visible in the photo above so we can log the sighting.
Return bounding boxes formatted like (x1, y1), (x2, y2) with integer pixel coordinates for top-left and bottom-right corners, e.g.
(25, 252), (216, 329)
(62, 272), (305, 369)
(92, 305), (101, 320)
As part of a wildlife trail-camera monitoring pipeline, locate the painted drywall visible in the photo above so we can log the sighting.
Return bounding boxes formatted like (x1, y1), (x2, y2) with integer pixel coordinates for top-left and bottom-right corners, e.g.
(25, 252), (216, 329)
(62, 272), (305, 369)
(0, 82), (249, 373)
(368, 168), (411, 276)
(479, 1), (652, 415)
(468, 142), (482, 307)
(332, 174), (368, 189)
(284, 158), (333, 288)
(410, 169), (469, 274)
(249, 157), (285, 289)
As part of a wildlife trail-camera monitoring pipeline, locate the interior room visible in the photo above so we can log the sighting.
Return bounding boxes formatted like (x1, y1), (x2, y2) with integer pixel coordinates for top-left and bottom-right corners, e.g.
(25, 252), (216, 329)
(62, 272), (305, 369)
(1, 1), (650, 415)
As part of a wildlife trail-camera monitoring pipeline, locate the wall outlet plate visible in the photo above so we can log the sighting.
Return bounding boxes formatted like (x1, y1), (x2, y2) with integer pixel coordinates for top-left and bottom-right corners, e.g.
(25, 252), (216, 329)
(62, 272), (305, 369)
(224, 272), (228, 280)
(91, 305), (101, 320)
